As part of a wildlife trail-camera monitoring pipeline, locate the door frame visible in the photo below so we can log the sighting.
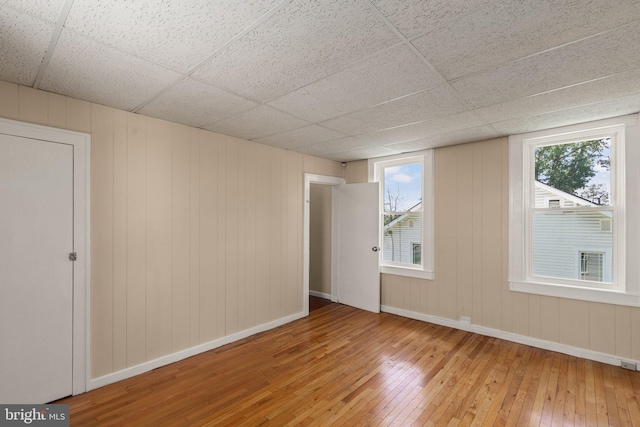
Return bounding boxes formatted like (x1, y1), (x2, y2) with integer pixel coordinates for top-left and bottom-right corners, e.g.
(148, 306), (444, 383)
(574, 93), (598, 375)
(303, 173), (344, 316)
(0, 117), (90, 396)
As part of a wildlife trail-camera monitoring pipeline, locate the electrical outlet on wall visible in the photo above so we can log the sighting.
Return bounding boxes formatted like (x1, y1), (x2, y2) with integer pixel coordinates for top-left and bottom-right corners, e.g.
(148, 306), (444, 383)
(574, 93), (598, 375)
(621, 360), (637, 371)
(459, 316), (471, 325)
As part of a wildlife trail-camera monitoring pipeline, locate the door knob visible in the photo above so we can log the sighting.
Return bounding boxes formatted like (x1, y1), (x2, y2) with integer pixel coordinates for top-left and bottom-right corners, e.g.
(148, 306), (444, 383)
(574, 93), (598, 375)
(372, 246), (379, 252)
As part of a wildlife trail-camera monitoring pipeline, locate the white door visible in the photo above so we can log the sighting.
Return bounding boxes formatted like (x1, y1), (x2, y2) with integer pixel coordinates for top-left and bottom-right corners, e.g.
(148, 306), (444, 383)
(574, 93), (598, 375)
(332, 183), (380, 313)
(0, 134), (74, 404)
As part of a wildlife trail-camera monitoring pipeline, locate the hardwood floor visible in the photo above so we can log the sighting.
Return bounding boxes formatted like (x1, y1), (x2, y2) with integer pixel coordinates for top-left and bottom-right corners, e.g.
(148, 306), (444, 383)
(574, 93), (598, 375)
(58, 301), (640, 426)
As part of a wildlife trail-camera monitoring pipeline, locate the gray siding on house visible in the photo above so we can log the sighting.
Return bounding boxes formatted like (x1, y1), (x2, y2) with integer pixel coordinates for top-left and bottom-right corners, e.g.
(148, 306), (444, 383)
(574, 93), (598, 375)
(532, 183), (612, 283)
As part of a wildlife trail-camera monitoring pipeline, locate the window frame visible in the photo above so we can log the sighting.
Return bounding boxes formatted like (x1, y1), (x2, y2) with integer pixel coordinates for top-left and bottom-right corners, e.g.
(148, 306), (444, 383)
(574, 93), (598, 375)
(369, 150), (434, 280)
(509, 115), (640, 306)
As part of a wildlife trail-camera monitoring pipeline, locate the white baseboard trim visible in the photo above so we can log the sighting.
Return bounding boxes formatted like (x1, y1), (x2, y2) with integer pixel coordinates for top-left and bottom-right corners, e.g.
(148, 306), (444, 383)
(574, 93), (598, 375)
(309, 290), (332, 300)
(88, 312), (306, 391)
(381, 305), (640, 371)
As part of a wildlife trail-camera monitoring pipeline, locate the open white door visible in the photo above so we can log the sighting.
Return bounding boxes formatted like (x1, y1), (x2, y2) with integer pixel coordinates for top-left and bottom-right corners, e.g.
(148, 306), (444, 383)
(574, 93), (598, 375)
(332, 183), (380, 313)
(0, 134), (74, 403)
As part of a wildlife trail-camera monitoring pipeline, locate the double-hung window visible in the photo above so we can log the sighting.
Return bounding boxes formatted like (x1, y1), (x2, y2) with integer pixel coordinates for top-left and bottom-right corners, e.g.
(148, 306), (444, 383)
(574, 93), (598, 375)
(369, 150), (434, 280)
(509, 116), (640, 306)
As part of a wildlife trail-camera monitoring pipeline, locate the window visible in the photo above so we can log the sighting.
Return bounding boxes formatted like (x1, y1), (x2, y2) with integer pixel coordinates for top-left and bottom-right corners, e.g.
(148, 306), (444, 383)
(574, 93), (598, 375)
(369, 150), (434, 280)
(579, 251), (604, 282)
(412, 243), (421, 265)
(509, 116), (640, 306)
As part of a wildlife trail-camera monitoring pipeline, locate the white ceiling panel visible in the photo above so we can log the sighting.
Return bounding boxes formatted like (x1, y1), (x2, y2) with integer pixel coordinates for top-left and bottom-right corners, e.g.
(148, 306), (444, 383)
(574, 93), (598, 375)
(473, 68), (640, 123)
(0, 6), (54, 86)
(321, 84), (470, 135)
(491, 94), (640, 135)
(452, 21), (640, 108)
(371, 0), (496, 39)
(384, 126), (500, 152)
(1, 0), (639, 162)
(268, 44), (444, 122)
(202, 105), (309, 141)
(138, 78), (258, 128)
(1, 0), (66, 22)
(64, 0), (283, 73)
(253, 125), (346, 150)
(192, 0), (400, 102)
(413, 0), (640, 81)
(39, 30), (182, 111)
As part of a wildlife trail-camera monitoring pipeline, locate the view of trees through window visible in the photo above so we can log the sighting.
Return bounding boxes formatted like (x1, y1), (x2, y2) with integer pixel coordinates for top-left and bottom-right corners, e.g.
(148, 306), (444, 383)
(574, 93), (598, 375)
(382, 163), (422, 265)
(534, 138), (611, 205)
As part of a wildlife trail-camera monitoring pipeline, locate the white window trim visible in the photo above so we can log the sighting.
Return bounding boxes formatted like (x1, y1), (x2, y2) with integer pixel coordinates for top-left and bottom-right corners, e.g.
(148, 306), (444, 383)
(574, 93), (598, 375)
(369, 150), (434, 280)
(509, 114), (640, 306)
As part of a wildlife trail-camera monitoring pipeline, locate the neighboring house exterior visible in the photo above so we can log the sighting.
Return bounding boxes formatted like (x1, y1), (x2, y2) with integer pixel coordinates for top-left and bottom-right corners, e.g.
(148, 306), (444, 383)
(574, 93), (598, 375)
(383, 182), (612, 281)
(533, 181), (612, 283)
(383, 202), (422, 265)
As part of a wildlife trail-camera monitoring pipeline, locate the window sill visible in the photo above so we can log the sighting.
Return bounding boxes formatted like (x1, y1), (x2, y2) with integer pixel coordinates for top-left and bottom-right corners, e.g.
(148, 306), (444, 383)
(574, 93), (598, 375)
(510, 279), (640, 307)
(380, 265), (434, 280)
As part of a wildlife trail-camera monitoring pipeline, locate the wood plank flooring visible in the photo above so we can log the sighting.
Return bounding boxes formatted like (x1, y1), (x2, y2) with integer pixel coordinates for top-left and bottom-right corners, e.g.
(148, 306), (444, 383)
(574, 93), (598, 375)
(58, 298), (640, 426)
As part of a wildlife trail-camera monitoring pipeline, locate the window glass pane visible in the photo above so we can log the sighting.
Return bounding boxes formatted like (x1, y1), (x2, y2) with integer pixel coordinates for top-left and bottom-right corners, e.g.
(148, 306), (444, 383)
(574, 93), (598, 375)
(534, 138), (611, 206)
(383, 212), (422, 265)
(383, 163), (422, 212)
(532, 210), (612, 283)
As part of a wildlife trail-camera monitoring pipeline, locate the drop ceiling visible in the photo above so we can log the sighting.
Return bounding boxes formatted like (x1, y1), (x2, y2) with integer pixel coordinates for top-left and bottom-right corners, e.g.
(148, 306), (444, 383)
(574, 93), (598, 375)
(1, 0), (639, 162)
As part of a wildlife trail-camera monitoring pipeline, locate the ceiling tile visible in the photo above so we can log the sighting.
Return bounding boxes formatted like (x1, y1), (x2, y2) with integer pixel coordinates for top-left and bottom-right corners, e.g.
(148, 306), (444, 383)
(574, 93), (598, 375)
(384, 126), (500, 151)
(491, 93), (640, 135)
(138, 78), (257, 128)
(192, 0), (400, 102)
(473, 68), (640, 123)
(64, 0), (282, 73)
(268, 44), (444, 122)
(413, 0), (640, 81)
(39, 30), (182, 111)
(451, 21), (640, 108)
(253, 125), (346, 150)
(299, 143), (398, 162)
(0, 6), (54, 86)
(320, 84), (469, 135)
(371, 0), (495, 39)
(1, 0), (66, 22)
(202, 105), (310, 141)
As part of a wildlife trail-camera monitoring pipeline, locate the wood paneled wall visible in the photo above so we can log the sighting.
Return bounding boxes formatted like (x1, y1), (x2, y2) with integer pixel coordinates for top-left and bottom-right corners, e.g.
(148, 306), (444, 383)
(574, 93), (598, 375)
(0, 81), (342, 379)
(347, 138), (640, 362)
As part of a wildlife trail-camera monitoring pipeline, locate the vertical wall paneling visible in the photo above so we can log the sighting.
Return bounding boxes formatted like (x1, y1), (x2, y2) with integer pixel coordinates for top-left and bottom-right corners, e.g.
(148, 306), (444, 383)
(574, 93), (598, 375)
(236, 140), (247, 331)
(559, 299), (590, 349)
(614, 306), (631, 359)
(255, 144), (270, 324)
(456, 146), (473, 320)
(286, 151), (302, 315)
(112, 109), (128, 372)
(171, 124), (191, 352)
(145, 118), (173, 361)
(216, 138), (227, 338)
(47, 93), (66, 129)
(225, 139), (239, 335)
(18, 86), (48, 125)
(244, 142), (258, 329)
(500, 139), (512, 332)
(91, 104), (114, 377)
(64, 98), (91, 133)
(631, 309), (640, 360)
(471, 144), (484, 326)
(589, 303), (616, 354)
(436, 147), (458, 320)
(539, 296), (560, 343)
(199, 133), (219, 342)
(271, 148), (283, 321)
(126, 113), (147, 367)
(188, 129), (201, 347)
(0, 80), (19, 119)
(480, 141), (503, 330)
